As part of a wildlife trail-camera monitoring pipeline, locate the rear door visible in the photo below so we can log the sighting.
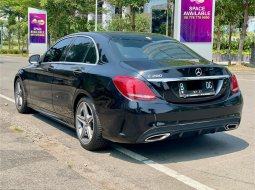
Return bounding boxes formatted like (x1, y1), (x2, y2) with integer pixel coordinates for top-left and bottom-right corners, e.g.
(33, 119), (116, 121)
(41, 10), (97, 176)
(28, 37), (73, 112)
(52, 36), (98, 119)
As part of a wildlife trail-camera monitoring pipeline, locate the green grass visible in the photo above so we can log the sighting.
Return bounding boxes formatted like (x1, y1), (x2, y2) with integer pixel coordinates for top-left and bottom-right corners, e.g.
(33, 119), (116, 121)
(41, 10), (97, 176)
(2, 44), (24, 50)
(1, 44), (28, 55)
(1, 54), (29, 57)
(212, 49), (251, 55)
(10, 126), (24, 133)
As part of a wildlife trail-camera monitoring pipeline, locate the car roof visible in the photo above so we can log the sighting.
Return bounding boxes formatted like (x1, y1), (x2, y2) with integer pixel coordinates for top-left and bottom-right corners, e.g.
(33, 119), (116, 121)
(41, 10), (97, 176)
(72, 32), (177, 42)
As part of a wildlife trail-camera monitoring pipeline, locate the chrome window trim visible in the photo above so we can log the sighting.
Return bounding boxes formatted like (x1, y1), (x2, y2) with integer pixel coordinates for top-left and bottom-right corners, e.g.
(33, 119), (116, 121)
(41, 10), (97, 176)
(147, 75), (230, 82)
(42, 34), (99, 66)
(41, 61), (97, 66)
(72, 35), (99, 65)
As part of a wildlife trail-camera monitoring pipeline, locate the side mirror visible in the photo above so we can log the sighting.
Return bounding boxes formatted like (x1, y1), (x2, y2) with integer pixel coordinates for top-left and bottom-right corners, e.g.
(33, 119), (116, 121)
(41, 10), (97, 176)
(29, 54), (40, 64)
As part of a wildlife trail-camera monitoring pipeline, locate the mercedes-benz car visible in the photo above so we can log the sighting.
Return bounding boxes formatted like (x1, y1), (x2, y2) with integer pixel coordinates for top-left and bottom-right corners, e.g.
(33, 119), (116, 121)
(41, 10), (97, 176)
(14, 32), (243, 150)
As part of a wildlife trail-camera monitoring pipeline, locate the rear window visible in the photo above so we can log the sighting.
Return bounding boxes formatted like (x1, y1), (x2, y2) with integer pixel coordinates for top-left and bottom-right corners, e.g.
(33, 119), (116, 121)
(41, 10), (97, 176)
(110, 38), (202, 62)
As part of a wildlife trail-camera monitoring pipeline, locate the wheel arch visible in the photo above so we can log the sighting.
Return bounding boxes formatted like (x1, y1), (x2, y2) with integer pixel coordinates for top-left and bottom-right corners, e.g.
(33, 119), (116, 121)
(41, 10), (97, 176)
(14, 74), (20, 87)
(14, 70), (25, 88)
(14, 75), (19, 87)
(72, 89), (92, 114)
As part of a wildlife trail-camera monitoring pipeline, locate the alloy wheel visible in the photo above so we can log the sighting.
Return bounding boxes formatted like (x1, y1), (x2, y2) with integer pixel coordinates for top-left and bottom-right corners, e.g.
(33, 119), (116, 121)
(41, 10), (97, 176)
(76, 102), (94, 143)
(15, 81), (23, 108)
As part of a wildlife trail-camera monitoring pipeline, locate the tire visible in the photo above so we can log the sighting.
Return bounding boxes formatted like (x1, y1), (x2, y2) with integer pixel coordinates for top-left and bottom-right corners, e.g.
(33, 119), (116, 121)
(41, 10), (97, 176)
(75, 97), (108, 151)
(14, 78), (30, 113)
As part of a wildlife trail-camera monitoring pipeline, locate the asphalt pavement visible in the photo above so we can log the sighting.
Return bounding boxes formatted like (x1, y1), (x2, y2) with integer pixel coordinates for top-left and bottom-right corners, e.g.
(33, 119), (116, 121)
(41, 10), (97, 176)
(0, 55), (254, 190)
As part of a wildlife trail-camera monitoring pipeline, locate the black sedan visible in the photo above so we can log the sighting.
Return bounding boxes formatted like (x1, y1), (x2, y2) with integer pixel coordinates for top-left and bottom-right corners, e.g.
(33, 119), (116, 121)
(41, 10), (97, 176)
(14, 32), (243, 150)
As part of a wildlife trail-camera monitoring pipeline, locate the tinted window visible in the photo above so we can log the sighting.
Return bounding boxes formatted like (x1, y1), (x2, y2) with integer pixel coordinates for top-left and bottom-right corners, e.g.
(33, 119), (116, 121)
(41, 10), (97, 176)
(110, 39), (203, 62)
(65, 37), (91, 62)
(85, 43), (97, 64)
(43, 37), (72, 62)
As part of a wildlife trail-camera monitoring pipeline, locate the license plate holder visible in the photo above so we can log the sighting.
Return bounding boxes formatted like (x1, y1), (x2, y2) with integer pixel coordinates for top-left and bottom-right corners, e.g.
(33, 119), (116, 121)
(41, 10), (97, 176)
(179, 80), (215, 98)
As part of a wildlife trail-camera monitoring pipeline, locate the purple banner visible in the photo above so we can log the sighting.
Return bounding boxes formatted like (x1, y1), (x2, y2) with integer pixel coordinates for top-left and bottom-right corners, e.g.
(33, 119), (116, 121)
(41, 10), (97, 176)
(180, 0), (212, 42)
(29, 13), (46, 43)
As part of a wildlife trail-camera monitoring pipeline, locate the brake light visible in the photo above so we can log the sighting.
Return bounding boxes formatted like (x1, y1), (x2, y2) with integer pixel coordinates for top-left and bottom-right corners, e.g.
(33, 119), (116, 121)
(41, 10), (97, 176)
(113, 76), (156, 101)
(231, 74), (239, 94)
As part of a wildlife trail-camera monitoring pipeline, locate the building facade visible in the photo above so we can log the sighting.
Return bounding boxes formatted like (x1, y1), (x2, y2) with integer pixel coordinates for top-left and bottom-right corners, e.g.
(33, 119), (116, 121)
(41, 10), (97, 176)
(89, 0), (169, 30)
(247, 16), (255, 33)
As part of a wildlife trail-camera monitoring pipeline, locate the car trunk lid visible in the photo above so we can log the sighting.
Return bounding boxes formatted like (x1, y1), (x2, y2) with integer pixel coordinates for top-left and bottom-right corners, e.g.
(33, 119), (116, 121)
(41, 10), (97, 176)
(121, 60), (231, 104)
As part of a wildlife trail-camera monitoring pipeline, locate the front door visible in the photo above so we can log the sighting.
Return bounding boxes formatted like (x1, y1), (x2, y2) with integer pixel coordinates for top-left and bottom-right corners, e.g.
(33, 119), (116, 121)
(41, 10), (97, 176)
(28, 62), (54, 112)
(29, 37), (73, 112)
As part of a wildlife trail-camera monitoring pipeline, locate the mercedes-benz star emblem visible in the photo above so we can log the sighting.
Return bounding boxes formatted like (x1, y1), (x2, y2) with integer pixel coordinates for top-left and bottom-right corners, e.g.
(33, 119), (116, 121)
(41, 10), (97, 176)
(195, 68), (202, 76)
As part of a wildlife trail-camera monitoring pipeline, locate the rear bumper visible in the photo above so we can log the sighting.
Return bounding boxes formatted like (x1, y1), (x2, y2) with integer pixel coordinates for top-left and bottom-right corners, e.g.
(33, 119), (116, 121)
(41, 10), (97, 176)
(136, 115), (240, 143)
(98, 92), (243, 143)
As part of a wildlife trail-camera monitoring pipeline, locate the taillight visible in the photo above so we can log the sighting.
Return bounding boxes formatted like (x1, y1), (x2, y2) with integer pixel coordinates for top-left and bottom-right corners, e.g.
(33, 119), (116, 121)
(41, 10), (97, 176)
(231, 74), (239, 94)
(113, 76), (157, 101)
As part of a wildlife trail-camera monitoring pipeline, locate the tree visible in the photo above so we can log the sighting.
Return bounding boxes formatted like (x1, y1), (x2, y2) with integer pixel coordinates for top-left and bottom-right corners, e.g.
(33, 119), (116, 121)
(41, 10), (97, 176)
(237, 0), (255, 65)
(108, 0), (149, 31)
(214, 0), (225, 62)
(41, 0), (95, 43)
(108, 13), (150, 32)
(166, 0), (175, 37)
(216, 0), (242, 65)
(0, 0), (96, 48)
(0, 0), (19, 49)
(6, 16), (16, 49)
(0, 0), (40, 49)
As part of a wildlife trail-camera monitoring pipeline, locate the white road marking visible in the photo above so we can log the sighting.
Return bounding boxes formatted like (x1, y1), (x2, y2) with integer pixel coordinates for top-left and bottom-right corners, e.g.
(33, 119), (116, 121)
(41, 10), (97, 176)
(0, 94), (15, 103)
(0, 93), (214, 190)
(112, 144), (214, 190)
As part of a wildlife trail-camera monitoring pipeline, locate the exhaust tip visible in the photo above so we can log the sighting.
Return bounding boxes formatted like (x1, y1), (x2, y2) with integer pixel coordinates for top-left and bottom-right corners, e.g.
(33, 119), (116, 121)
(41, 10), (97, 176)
(145, 133), (170, 143)
(225, 123), (239, 131)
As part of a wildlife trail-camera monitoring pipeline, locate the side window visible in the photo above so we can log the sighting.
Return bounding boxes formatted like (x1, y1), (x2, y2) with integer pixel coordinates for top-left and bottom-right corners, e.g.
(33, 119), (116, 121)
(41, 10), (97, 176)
(43, 37), (73, 62)
(85, 43), (97, 64)
(65, 37), (91, 62)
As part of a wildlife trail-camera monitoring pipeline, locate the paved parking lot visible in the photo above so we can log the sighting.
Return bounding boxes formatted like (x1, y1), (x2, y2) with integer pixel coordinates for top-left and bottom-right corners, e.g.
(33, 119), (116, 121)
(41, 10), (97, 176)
(0, 55), (255, 190)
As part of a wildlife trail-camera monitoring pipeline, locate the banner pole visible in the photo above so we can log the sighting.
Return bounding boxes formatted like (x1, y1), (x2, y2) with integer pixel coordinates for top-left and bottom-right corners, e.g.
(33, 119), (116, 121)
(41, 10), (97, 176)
(95, 0), (98, 32)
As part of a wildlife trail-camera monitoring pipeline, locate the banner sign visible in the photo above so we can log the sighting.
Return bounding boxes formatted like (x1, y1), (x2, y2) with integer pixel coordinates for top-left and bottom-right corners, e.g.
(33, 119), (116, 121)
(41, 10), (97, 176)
(180, 0), (213, 42)
(29, 13), (46, 43)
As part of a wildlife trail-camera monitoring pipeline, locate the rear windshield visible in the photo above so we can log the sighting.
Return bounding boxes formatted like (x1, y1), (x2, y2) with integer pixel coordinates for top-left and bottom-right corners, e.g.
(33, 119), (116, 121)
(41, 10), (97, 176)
(110, 38), (203, 62)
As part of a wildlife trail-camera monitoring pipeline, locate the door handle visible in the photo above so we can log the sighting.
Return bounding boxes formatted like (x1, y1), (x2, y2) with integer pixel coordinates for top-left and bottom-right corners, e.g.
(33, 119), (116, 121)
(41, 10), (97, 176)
(73, 69), (83, 76)
(47, 65), (55, 71)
